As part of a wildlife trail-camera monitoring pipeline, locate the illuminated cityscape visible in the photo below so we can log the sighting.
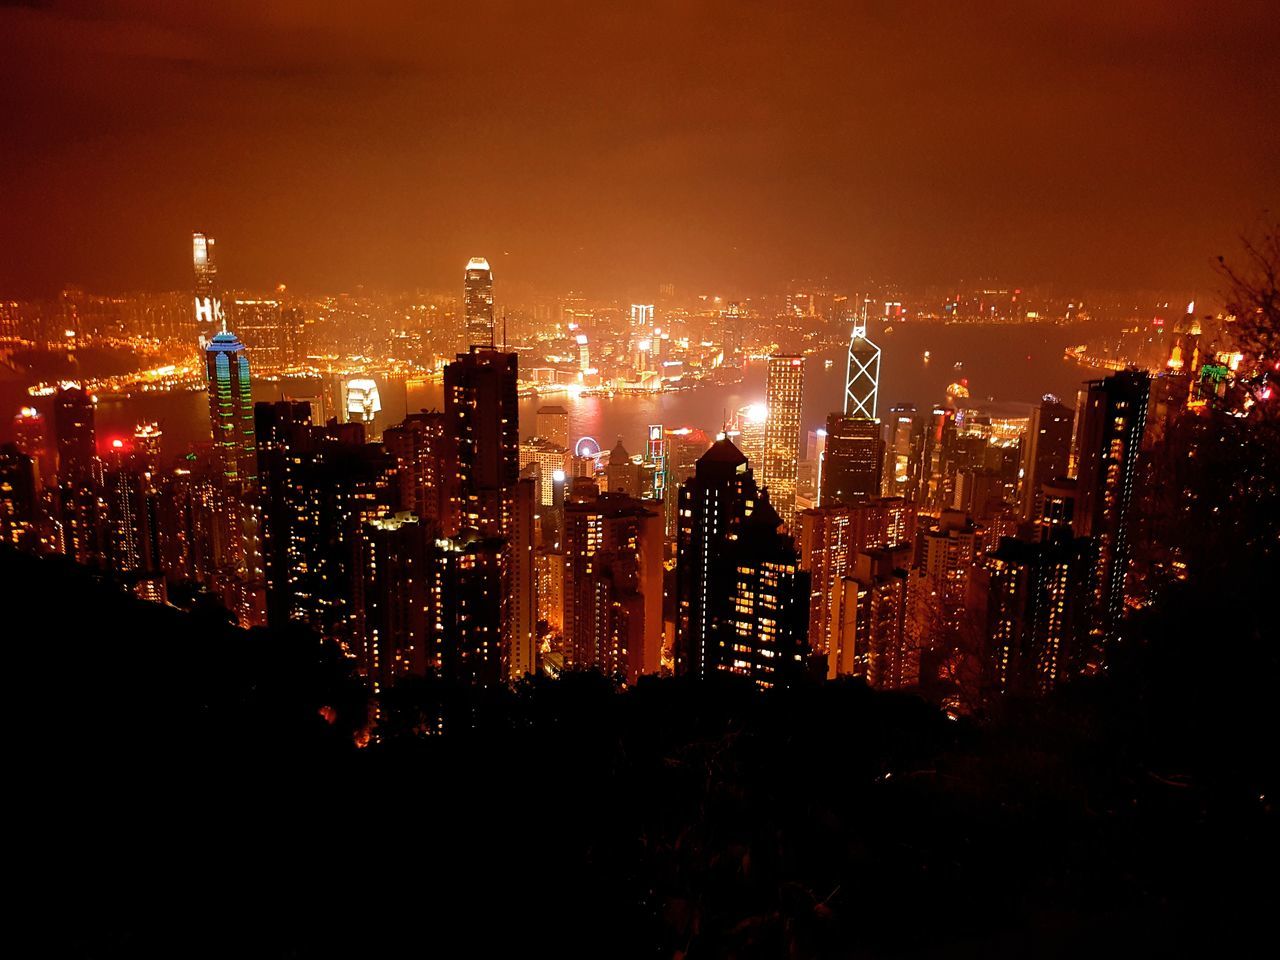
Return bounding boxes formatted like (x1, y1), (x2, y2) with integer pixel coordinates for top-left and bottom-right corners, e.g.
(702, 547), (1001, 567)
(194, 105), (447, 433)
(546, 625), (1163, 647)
(2, 3), (1276, 956)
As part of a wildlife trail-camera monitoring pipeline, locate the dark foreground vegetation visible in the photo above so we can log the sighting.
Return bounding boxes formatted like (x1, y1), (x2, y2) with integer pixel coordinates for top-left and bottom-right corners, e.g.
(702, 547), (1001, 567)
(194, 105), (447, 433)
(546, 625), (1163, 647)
(7, 545), (1275, 959)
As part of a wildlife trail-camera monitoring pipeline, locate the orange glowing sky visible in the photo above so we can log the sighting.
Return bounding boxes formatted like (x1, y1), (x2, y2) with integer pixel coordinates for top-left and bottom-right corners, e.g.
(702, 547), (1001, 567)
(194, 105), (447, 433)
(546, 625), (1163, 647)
(1, 1), (1277, 296)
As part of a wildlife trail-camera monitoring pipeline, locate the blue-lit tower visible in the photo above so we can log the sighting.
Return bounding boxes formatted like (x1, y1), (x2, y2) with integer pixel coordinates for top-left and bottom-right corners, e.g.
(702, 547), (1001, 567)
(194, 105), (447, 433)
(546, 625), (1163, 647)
(205, 329), (257, 486)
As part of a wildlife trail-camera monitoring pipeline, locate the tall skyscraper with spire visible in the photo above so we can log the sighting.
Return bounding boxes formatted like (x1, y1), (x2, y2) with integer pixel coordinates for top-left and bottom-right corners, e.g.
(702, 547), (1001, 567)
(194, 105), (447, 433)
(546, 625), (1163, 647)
(844, 305), (881, 419)
(761, 355), (805, 529)
(463, 257), (495, 348)
(205, 330), (257, 486)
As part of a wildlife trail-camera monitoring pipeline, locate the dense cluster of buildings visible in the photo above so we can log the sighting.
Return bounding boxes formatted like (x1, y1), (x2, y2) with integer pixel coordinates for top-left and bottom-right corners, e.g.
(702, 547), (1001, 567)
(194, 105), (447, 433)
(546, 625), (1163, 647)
(0, 236), (1245, 719)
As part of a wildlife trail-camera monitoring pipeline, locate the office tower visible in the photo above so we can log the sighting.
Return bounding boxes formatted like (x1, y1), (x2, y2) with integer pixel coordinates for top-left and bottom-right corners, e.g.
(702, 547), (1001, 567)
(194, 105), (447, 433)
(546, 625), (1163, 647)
(675, 437), (758, 678)
(205, 330), (257, 485)
(719, 492), (811, 689)
(383, 411), (457, 535)
(1073, 370), (1150, 650)
(987, 534), (1095, 697)
(562, 485), (665, 682)
(1020, 395), (1075, 521)
(13, 407), (52, 489)
(761, 355), (805, 529)
(520, 435), (569, 508)
(132, 423), (163, 477)
(883, 403), (924, 501)
(720, 302), (744, 365)
(255, 402), (396, 638)
(921, 405), (959, 510)
(845, 310), (880, 419)
(604, 439), (641, 496)
(463, 257), (495, 348)
(231, 299), (284, 372)
(0, 444), (37, 547)
(344, 378), (382, 437)
(829, 545), (913, 685)
(510, 476), (539, 679)
(820, 413), (882, 505)
(732, 402), (768, 468)
(444, 347), (519, 538)
(536, 405), (570, 449)
(798, 497), (916, 668)
(630, 303), (654, 335)
(353, 512), (431, 691)
(192, 231), (222, 333)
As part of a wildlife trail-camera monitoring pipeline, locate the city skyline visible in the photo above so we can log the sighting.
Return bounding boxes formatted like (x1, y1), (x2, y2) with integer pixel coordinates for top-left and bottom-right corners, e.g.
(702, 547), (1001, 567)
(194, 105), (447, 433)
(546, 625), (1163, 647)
(3, 5), (1276, 956)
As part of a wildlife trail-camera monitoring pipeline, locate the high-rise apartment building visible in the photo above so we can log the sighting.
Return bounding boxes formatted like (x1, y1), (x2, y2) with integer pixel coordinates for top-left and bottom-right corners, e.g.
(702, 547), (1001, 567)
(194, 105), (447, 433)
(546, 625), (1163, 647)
(255, 402), (396, 639)
(719, 492), (811, 689)
(675, 437), (758, 679)
(445, 347), (519, 538)
(1073, 370), (1150, 651)
(383, 411), (456, 536)
(987, 533), (1095, 698)
(798, 497), (916, 669)
(829, 545), (913, 686)
(1020, 395), (1075, 521)
(562, 483), (664, 682)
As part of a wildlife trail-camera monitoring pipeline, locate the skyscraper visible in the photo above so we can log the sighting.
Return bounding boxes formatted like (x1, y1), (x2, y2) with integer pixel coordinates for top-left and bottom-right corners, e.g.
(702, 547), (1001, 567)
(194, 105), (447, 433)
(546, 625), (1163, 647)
(205, 330), (257, 486)
(761, 355), (805, 529)
(1073, 370), (1150, 652)
(845, 310), (881, 420)
(54, 383), (97, 487)
(192, 231), (222, 334)
(719, 491), (811, 689)
(463, 257), (495, 348)
(1020, 395), (1075, 521)
(445, 347), (519, 538)
(54, 383), (102, 566)
(829, 545), (913, 686)
(0, 444), (37, 548)
(883, 403), (924, 501)
(13, 407), (52, 490)
(987, 533), (1095, 698)
(820, 414), (883, 505)
(255, 402), (396, 638)
(675, 437), (758, 679)
(799, 497), (916, 671)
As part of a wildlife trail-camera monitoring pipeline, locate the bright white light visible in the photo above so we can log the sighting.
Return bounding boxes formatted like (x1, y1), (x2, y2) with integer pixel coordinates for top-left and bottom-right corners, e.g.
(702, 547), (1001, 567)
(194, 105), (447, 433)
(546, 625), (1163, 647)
(742, 402), (768, 424)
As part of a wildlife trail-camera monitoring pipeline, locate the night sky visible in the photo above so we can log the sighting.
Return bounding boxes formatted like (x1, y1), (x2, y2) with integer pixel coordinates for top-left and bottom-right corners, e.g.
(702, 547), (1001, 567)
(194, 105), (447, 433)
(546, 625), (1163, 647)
(2, 0), (1277, 296)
